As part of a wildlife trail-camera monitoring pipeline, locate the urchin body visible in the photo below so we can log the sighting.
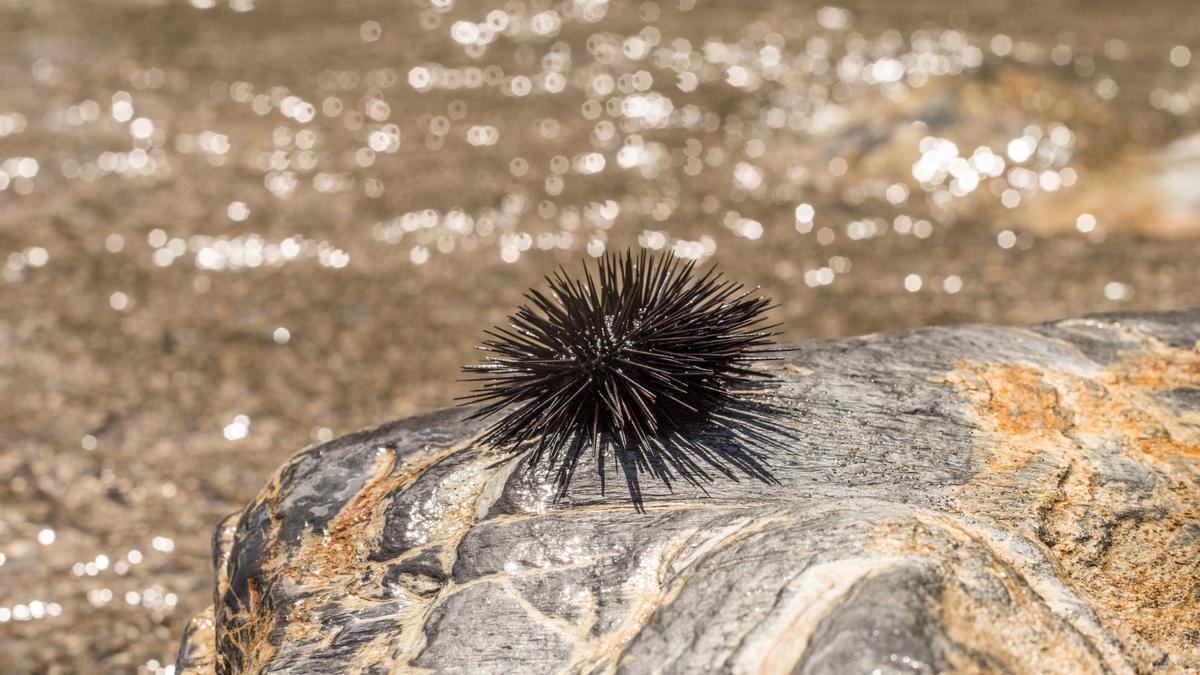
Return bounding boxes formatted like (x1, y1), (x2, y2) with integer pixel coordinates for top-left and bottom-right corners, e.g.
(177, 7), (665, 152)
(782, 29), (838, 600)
(461, 250), (782, 497)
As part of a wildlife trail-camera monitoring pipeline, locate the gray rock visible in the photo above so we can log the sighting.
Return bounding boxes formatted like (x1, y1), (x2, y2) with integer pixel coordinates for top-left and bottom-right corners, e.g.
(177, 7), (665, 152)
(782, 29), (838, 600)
(176, 310), (1200, 674)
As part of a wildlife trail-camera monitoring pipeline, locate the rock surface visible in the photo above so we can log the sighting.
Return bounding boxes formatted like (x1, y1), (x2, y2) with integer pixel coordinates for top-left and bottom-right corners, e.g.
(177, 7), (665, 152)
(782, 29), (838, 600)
(177, 310), (1200, 674)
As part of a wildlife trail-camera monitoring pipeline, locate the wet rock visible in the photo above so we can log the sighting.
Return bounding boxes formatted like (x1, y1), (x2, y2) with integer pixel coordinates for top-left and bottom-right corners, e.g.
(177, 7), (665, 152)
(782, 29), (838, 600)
(177, 309), (1200, 674)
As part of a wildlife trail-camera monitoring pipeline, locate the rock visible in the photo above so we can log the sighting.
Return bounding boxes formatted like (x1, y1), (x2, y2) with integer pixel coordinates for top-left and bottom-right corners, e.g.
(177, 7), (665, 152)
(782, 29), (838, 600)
(176, 309), (1200, 674)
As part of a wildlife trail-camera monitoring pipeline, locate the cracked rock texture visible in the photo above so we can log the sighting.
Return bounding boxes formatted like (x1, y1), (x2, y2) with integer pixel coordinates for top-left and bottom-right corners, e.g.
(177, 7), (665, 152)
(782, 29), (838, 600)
(176, 310), (1200, 674)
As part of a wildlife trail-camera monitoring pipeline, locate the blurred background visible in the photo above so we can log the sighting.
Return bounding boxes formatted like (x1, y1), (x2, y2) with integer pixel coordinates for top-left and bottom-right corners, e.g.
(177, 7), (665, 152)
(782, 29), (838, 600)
(1, 0), (1198, 671)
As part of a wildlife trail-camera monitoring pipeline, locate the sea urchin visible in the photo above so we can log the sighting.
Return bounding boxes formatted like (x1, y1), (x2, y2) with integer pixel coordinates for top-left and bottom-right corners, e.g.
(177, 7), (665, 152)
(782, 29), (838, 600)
(460, 250), (786, 501)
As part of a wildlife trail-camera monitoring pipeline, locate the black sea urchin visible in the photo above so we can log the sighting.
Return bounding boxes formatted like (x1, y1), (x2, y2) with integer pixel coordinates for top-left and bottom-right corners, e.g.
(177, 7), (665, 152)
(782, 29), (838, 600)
(460, 250), (788, 502)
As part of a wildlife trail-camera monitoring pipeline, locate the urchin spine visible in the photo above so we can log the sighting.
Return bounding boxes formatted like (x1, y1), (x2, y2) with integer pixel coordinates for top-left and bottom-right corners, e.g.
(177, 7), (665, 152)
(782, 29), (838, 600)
(460, 250), (785, 499)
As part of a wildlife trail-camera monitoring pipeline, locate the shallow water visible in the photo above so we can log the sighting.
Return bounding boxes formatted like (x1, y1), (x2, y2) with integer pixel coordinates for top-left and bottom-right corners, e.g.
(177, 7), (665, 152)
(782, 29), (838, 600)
(1, 0), (1198, 671)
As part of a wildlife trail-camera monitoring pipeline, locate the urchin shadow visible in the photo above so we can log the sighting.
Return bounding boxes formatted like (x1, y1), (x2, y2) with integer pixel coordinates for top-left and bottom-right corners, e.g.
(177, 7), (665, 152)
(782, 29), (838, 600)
(534, 389), (798, 511)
